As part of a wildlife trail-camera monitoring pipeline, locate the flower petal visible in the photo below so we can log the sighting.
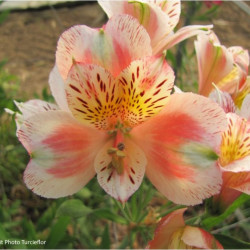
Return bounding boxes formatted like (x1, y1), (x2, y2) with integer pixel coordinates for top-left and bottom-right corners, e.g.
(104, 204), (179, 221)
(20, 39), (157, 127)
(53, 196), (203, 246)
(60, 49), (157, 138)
(49, 65), (70, 112)
(222, 170), (250, 195)
(99, 0), (181, 52)
(182, 226), (223, 249)
(220, 113), (250, 167)
(209, 88), (236, 113)
(15, 99), (58, 118)
(239, 94), (250, 121)
(118, 55), (174, 127)
(18, 111), (108, 198)
(228, 46), (249, 90)
(195, 33), (234, 96)
(94, 138), (147, 202)
(213, 185), (241, 211)
(146, 208), (187, 249)
(131, 93), (226, 205)
(234, 76), (250, 108)
(56, 14), (152, 79)
(154, 24), (213, 54)
(65, 63), (120, 130)
(13, 99), (58, 131)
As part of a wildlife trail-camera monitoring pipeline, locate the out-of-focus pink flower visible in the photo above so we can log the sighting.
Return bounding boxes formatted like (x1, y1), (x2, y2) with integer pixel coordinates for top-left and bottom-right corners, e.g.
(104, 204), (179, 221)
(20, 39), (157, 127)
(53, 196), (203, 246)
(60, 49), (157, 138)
(204, 1), (223, 8)
(213, 112), (250, 210)
(209, 85), (250, 120)
(16, 15), (227, 205)
(195, 32), (249, 97)
(209, 88), (250, 210)
(98, 0), (213, 55)
(147, 208), (223, 249)
(234, 76), (250, 108)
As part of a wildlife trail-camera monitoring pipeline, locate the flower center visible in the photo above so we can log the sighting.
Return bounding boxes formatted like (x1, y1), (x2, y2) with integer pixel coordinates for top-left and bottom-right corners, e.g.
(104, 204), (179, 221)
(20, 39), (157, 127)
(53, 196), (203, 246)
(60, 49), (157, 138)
(106, 123), (130, 175)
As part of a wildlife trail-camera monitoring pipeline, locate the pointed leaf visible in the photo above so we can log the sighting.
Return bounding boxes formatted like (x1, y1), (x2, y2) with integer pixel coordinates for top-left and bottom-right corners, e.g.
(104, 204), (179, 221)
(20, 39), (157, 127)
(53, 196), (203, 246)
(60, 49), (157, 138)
(100, 224), (111, 249)
(92, 208), (127, 224)
(45, 216), (71, 249)
(56, 199), (92, 219)
(202, 194), (250, 230)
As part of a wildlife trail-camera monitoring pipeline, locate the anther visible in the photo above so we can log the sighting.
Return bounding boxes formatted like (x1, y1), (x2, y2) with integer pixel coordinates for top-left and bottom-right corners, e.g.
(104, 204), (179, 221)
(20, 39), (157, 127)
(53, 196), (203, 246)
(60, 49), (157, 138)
(117, 142), (125, 151)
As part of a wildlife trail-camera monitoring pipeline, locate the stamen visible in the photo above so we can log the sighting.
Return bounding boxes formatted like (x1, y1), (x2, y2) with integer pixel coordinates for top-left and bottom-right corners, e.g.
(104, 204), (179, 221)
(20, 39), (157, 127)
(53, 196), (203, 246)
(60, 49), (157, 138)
(117, 142), (125, 151)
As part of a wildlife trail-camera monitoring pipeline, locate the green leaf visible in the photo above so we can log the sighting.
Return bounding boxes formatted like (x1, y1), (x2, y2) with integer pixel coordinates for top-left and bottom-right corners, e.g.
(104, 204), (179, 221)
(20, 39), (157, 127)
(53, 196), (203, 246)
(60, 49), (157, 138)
(56, 199), (92, 219)
(0, 9), (10, 24)
(45, 216), (71, 249)
(119, 235), (129, 249)
(36, 203), (57, 231)
(21, 218), (37, 240)
(100, 224), (110, 249)
(202, 194), (250, 230)
(214, 234), (250, 249)
(0, 223), (9, 240)
(92, 208), (127, 224)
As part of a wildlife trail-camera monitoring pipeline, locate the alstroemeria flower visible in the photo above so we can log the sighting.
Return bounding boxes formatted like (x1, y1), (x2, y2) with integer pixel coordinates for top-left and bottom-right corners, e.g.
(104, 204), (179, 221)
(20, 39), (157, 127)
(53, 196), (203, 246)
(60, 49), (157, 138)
(208, 89), (250, 209)
(234, 76), (250, 109)
(195, 32), (249, 97)
(147, 208), (223, 249)
(209, 84), (250, 120)
(98, 0), (213, 55)
(17, 14), (227, 205)
(212, 112), (250, 210)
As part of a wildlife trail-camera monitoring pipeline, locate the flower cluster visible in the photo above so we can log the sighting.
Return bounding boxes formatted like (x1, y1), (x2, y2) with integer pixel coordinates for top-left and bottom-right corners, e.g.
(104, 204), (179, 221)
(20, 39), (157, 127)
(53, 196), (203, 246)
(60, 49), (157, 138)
(9, 0), (249, 248)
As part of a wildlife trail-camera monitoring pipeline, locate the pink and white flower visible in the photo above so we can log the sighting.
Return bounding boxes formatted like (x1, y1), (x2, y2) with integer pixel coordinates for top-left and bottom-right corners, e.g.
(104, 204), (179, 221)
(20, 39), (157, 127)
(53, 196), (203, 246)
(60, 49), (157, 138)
(213, 111), (250, 210)
(147, 208), (223, 249)
(16, 15), (227, 205)
(195, 32), (249, 97)
(208, 88), (250, 209)
(98, 0), (213, 55)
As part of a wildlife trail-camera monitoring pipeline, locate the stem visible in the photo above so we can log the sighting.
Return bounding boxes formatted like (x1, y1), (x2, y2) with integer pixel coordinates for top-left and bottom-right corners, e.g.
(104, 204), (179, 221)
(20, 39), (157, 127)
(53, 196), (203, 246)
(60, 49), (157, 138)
(211, 217), (250, 234)
(113, 199), (131, 223)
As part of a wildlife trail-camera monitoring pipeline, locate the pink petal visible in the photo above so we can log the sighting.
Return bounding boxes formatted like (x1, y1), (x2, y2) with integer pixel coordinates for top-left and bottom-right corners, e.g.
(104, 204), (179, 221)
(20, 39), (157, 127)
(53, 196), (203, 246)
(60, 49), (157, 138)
(182, 226), (223, 249)
(222, 171), (250, 195)
(219, 113), (250, 195)
(94, 138), (147, 202)
(209, 88), (236, 113)
(195, 33), (234, 96)
(213, 185), (241, 211)
(56, 14), (152, 79)
(223, 156), (250, 173)
(220, 113), (250, 168)
(154, 24), (213, 54)
(49, 65), (70, 112)
(14, 99), (58, 131)
(131, 93), (227, 205)
(234, 76), (250, 108)
(118, 55), (174, 127)
(99, 0), (181, 52)
(65, 63), (120, 130)
(146, 208), (187, 249)
(18, 111), (108, 198)
(15, 99), (58, 118)
(239, 94), (250, 121)
(228, 46), (249, 90)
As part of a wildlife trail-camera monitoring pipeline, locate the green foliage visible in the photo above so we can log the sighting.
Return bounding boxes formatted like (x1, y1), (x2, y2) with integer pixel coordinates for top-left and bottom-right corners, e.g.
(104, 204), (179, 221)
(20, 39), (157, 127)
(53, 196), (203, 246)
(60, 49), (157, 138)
(202, 194), (250, 230)
(45, 216), (71, 249)
(214, 234), (250, 249)
(56, 199), (92, 219)
(0, 0), (10, 24)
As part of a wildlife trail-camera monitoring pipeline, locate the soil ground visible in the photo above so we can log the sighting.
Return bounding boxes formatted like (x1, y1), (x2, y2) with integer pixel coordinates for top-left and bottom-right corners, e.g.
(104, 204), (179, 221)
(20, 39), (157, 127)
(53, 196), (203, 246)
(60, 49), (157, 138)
(0, 1), (249, 98)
